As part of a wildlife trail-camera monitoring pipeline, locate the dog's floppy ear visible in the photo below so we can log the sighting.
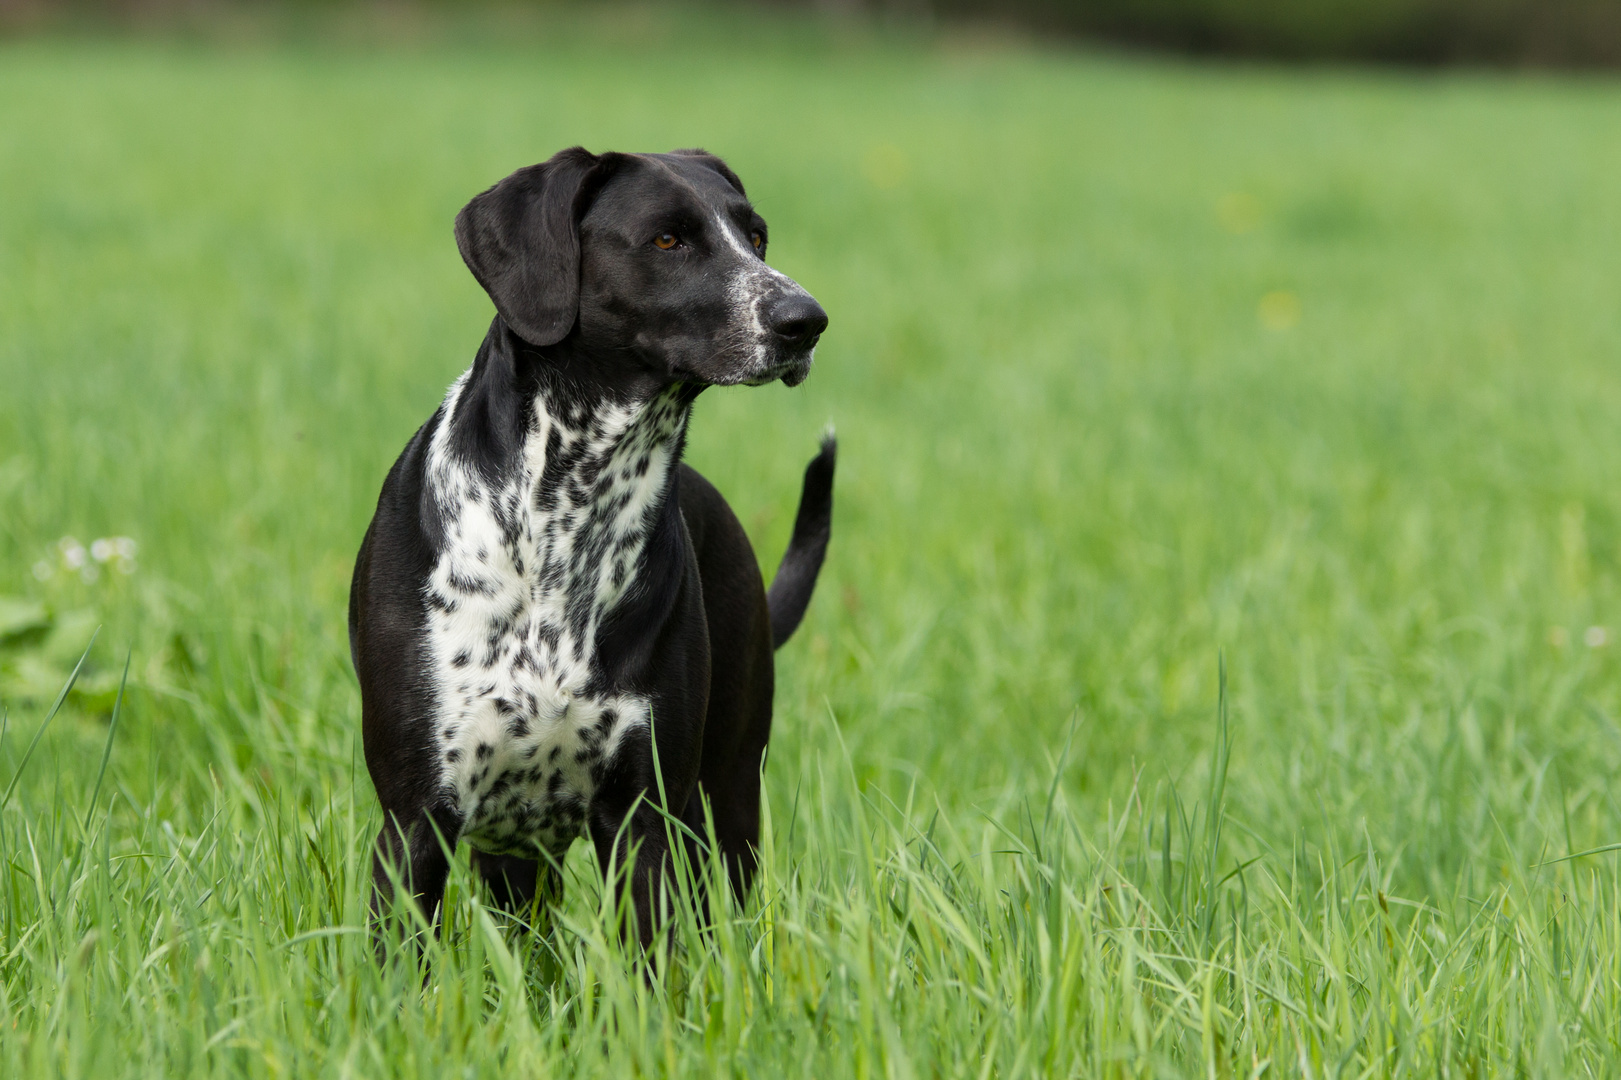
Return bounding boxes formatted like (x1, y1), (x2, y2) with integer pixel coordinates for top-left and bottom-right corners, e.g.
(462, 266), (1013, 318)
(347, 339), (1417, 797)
(454, 147), (616, 347)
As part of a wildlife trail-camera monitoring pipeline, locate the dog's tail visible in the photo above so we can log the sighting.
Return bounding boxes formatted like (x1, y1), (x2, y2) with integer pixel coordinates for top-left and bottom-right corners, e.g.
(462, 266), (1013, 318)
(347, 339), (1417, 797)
(767, 432), (836, 649)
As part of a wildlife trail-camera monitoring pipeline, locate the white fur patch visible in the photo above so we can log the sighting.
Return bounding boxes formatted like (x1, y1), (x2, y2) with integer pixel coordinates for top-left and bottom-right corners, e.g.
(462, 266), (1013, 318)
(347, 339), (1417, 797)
(421, 374), (689, 857)
(714, 213), (815, 384)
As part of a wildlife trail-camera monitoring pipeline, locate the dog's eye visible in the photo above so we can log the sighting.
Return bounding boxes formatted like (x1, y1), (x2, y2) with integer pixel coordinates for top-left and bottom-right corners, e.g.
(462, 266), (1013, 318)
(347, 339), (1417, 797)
(750, 232), (763, 250)
(653, 233), (679, 250)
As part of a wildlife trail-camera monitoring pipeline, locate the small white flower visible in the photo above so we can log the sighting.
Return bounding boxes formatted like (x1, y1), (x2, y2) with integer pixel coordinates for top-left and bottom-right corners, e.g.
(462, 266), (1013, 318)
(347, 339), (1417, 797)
(1586, 626), (1609, 648)
(81, 562), (100, 584)
(113, 537), (138, 559)
(90, 538), (115, 563)
(32, 560), (54, 581)
(59, 536), (86, 569)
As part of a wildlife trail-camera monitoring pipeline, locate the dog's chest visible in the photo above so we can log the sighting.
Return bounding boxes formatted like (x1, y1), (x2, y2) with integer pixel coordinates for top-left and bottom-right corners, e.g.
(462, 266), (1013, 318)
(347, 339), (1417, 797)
(422, 376), (687, 855)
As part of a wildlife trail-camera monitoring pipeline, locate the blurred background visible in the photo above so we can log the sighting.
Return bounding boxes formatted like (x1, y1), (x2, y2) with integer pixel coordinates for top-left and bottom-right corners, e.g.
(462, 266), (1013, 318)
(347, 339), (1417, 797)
(5, 0), (1621, 1072)
(5, 0), (1621, 63)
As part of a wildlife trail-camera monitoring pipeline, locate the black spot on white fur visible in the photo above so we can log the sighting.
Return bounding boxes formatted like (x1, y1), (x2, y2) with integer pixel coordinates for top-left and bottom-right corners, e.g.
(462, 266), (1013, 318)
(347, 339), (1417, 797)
(423, 376), (688, 857)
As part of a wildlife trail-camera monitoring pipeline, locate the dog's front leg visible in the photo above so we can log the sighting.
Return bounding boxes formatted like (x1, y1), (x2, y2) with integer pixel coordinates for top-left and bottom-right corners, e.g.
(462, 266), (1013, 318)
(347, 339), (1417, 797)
(469, 850), (558, 914)
(369, 802), (462, 958)
(587, 793), (684, 951)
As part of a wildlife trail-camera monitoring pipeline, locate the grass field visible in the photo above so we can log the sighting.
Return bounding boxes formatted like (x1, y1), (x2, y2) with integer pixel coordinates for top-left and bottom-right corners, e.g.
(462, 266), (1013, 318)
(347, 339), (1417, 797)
(5, 7), (1621, 1075)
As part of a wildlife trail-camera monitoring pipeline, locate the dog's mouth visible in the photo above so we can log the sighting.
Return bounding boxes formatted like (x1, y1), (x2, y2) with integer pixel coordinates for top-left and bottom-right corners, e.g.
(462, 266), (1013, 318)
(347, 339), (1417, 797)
(744, 350), (816, 388)
(667, 334), (818, 389)
(778, 355), (814, 387)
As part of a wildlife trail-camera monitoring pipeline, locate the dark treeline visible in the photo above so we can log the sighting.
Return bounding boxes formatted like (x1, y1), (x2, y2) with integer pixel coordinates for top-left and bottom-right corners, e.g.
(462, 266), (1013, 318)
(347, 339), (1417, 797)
(3, 0), (1619, 65)
(918, 0), (1621, 65)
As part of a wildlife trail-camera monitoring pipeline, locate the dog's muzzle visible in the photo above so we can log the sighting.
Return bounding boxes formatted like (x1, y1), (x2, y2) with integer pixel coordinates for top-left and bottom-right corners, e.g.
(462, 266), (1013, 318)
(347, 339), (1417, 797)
(768, 293), (827, 350)
(763, 292), (826, 387)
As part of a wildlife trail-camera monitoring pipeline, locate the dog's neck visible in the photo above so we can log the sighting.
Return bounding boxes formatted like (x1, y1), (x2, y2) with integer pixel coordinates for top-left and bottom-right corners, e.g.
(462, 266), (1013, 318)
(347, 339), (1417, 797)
(443, 319), (698, 466)
(424, 320), (696, 678)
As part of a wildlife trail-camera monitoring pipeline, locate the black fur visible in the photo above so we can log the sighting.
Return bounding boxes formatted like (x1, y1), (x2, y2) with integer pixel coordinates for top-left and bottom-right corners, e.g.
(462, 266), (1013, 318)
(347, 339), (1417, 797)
(351, 148), (833, 953)
(768, 434), (837, 648)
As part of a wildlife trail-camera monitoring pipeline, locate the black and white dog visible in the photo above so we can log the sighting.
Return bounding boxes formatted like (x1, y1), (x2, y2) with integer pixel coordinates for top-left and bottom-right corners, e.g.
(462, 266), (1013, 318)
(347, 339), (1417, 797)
(349, 147), (833, 946)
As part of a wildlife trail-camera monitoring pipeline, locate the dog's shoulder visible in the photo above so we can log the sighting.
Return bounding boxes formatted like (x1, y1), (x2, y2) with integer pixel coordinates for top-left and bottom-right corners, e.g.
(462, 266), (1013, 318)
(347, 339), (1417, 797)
(675, 463), (734, 555)
(677, 464), (764, 595)
(351, 410), (444, 619)
(350, 408), (454, 812)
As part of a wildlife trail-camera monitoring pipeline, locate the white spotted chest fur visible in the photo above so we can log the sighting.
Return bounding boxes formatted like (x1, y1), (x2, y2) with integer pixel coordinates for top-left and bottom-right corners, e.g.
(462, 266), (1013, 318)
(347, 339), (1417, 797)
(422, 372), (689, 857)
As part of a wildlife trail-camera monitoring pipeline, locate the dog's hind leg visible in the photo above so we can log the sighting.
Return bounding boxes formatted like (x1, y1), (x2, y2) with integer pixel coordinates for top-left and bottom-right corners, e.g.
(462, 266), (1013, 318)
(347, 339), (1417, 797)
(588, 800), (680, 950)
(691, 748), (767, 904)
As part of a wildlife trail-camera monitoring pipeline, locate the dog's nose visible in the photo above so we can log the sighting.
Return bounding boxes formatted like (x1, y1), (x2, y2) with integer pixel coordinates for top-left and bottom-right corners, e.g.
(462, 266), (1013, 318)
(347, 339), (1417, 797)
(768, 294), (828, 346)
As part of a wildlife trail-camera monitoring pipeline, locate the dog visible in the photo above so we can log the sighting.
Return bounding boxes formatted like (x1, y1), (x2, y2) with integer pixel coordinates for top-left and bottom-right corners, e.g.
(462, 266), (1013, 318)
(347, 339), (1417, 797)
(349, 147), (833, 949)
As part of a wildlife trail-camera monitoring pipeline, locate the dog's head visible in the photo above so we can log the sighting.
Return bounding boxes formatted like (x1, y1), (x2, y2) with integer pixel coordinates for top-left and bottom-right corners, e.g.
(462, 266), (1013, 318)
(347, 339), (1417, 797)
(454, 147), (826, 388)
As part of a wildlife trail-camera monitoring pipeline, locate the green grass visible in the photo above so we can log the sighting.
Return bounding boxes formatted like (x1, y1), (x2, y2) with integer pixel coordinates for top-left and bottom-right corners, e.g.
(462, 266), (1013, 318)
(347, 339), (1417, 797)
(5, 8), (1621, 1075)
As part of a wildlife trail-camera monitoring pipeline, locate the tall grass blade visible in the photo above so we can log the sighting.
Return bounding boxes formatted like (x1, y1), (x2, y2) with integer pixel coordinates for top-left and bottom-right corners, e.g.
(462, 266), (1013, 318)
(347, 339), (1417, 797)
(1537, 842), (1621, 866)
(84, 646), (132, 829)
(1205, 653), (1231, 867)
(0, 626), (99, 811)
